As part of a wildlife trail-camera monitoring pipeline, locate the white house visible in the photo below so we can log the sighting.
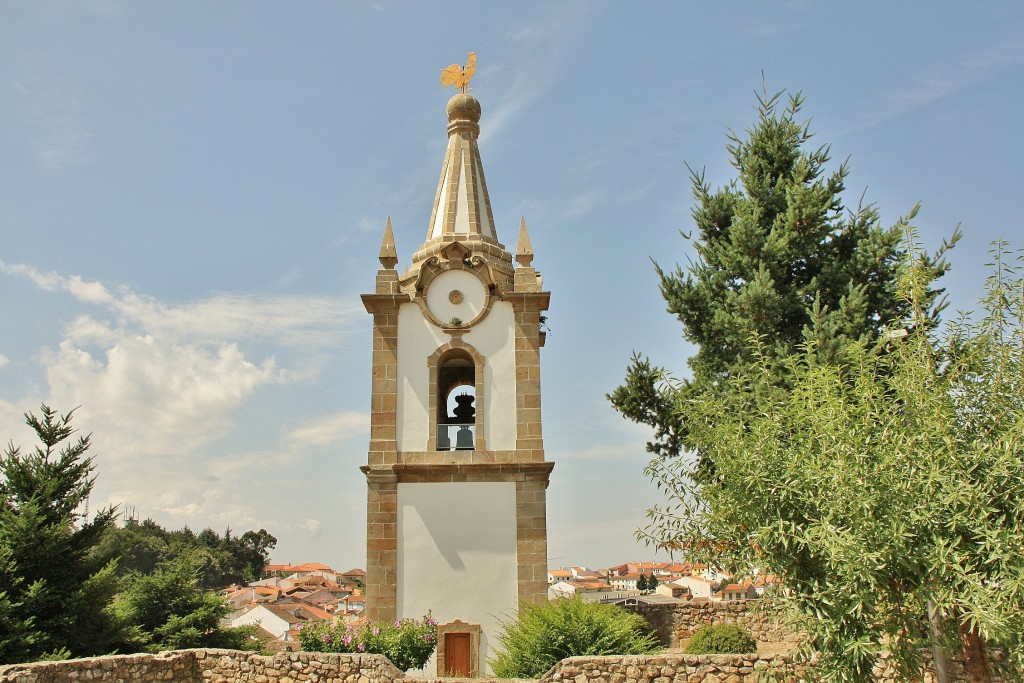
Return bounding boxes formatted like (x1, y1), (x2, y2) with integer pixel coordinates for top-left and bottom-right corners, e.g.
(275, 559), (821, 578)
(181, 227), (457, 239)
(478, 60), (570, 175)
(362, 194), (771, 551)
(608, 573), (643, 591)
(672, 575), (718, 600)
(230, 602), (331, 641)
(548, 568), (572, 584)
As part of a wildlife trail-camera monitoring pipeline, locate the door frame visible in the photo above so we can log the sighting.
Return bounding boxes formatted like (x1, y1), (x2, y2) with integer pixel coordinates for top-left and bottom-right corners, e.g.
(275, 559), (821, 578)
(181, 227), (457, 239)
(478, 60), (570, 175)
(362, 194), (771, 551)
(436, 620), (481, 677)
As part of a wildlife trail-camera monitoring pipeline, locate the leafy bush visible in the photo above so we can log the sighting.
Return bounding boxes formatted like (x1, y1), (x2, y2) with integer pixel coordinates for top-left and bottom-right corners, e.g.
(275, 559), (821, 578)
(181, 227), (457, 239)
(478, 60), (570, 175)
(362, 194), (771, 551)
(298, 614), (436, 671)
(491, 597), (661, 678)
(683, 624), (757, 654)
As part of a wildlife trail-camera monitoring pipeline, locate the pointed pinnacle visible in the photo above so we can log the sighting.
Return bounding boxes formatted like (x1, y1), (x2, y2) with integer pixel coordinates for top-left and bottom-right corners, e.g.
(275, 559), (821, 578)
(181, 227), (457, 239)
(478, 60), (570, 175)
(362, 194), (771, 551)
(379, 217), (398, 269)
(515, 217), (534, 267)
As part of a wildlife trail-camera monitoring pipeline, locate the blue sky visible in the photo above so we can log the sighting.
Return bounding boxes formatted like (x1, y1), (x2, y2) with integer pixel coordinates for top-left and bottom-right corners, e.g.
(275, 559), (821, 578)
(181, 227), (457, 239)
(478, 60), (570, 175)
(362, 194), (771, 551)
(2, 2), (1022, 571)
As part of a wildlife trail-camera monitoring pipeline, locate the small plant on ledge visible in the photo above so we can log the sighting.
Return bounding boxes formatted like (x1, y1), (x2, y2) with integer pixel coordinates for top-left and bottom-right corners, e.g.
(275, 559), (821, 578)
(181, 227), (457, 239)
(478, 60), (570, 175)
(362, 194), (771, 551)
(449, 317), (463, 327)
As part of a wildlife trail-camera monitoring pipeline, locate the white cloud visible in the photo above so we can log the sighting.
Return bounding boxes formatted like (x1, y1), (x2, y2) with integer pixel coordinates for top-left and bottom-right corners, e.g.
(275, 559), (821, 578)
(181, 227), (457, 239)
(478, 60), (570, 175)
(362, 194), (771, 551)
(483, 4), (591, 142)
(0, 261), (63, 290)
(287, 411), (369, 448)
(1, 261), (369, 547)
(45, 336), (279, 455)
(66, 275), (114, 304)
(865, 37), (1024, 127)
(0, 354), (7, 369)
(563, 190), (602, 218)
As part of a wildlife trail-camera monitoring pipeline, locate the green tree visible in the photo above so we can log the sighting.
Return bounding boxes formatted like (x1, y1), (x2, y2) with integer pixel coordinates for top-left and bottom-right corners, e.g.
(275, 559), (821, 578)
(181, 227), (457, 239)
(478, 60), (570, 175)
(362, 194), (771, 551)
(114, 554), (258, 653)
(651, 242), (1024, 683)
(0, 545), (35, 662)
(490, 597), (660, 678)
(609, 89), (955, 468)
(91, 518), (171, 577)
(0, 405), (122, 663)
(232, 528), (277, 583)
(95, 520), (275, 587)
(647, 573), (658, 590)
(636, 573), (647, 591)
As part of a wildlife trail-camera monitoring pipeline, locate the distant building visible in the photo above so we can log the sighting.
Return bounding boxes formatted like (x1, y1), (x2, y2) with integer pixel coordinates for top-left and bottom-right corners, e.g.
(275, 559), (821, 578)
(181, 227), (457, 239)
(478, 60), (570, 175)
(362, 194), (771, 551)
(230, 602), (332, 642)
(672, 574), (718, 600)
(719, 580), (759, 601)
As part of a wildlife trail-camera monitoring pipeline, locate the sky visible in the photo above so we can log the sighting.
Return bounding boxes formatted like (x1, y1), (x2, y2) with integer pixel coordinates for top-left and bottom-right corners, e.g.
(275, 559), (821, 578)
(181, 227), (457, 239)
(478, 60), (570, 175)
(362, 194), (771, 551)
(2, 2), (1023, 572)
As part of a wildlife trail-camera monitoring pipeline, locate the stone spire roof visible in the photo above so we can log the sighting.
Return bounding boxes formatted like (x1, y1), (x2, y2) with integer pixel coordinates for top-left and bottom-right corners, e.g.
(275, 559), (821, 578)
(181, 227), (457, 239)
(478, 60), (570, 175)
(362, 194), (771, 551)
(409, 93), (511, 271)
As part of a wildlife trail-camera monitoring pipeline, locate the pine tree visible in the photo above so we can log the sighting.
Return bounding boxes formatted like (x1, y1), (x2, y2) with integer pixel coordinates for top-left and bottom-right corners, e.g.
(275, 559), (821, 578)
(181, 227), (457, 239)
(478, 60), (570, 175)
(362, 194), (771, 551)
(0, 405), (121, 662)
(636, 573), (647, 591)
(608, 89), (956, 466)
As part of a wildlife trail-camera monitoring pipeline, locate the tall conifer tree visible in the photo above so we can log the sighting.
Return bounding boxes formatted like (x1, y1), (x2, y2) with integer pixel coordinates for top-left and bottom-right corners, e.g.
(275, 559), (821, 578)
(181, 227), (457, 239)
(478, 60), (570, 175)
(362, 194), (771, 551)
(0, 405), (121, 662)
(609, 89), (955, 466)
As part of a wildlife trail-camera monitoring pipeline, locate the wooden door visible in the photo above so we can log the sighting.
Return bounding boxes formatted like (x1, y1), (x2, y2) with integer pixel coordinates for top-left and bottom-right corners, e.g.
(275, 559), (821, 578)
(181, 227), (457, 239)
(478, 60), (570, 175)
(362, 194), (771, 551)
(444, 632), (472, 677)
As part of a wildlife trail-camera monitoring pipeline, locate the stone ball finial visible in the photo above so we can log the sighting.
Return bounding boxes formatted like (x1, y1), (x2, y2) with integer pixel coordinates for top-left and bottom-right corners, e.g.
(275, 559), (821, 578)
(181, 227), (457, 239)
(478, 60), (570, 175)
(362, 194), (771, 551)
(447, 93), (482, 124)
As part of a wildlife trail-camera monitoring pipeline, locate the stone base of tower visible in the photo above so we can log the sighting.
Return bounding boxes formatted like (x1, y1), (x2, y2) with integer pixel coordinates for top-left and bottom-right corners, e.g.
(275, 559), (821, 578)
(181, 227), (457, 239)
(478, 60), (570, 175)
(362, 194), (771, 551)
(361, 461), (552, 675)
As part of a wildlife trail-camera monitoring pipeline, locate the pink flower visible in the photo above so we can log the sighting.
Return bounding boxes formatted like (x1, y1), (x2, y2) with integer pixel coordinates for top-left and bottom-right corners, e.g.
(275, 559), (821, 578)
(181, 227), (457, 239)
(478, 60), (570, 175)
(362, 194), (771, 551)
(373, 626), (380, 636)
(394, 620), (401, 627)
(357, 643), (366, 652)
(322, 634), (332, 643)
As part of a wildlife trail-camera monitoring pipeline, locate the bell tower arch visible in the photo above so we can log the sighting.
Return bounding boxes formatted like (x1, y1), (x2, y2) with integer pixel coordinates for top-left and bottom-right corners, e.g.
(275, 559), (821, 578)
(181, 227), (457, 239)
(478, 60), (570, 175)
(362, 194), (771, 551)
(360, 87), (552, 676)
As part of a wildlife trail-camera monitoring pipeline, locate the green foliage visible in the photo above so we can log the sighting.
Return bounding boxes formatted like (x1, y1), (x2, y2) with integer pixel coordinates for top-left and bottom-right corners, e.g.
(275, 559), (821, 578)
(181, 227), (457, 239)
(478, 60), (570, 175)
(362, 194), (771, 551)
(0, 405), (276, 663)
(647, 574), (658, 590)
(0, 405), (122, 663)
(636, 573), (648, 591)
(298, 614), (437, 671)
(653, 241), (1024, 682)
(93, 519), (276, 588)
(113, 554), (260, 653)
(609, 88), (956, 466)
(490, 597), (661, 678)
(683, 624), (757, 655)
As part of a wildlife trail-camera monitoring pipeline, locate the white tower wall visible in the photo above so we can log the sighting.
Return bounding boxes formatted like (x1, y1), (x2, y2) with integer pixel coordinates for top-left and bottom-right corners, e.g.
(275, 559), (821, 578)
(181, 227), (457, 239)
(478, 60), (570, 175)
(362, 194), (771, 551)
(397, 481), (518, 675)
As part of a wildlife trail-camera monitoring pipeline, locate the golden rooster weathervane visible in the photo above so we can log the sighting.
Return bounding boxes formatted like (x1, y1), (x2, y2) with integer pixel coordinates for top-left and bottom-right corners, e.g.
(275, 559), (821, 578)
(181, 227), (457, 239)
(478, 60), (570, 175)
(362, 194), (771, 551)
(441, 52), (476, 93)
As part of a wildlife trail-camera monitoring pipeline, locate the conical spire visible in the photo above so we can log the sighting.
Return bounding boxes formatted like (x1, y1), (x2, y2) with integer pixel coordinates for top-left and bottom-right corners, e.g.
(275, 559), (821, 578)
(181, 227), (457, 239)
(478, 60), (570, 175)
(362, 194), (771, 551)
(410, 93), (507, 269)
(515, 217), (534, 267)
(426, 93), (496, 243)
(379, 217), (398, 269)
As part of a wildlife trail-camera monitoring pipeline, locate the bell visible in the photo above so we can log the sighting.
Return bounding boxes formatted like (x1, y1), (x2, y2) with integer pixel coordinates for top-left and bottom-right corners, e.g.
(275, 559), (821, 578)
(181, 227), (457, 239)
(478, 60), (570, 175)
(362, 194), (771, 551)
(455, 425), (474, 450)
(453, 393), (476, 422)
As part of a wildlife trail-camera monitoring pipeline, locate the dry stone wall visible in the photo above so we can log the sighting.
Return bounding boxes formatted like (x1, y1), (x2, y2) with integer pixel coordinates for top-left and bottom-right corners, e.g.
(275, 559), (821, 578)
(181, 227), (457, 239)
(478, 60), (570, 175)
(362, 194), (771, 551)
(539, 654), (800, 683)
(0, 650), (795, 683)
(623, 600), (796, 648)
(0, 649), (405, 683)
(0, 645), (986, 683)
(0, 650), (197, 683)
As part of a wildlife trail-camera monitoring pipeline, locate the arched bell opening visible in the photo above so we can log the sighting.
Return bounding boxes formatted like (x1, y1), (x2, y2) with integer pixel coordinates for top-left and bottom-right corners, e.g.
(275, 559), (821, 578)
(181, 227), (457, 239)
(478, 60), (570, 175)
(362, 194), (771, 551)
(437, 350), (477, 451)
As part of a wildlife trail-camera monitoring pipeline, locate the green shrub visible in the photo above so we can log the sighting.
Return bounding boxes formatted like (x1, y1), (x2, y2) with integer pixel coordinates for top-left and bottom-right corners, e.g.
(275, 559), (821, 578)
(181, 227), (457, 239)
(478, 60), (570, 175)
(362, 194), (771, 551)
(298, 614), (436, 671)
(683, 624), (757, 654)
(490, 597), (661, 678)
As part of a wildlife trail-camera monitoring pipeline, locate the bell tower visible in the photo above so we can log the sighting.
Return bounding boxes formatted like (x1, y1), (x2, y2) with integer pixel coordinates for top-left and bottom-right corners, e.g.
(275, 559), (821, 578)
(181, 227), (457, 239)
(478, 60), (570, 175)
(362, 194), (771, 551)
(360, 88), (552, 676)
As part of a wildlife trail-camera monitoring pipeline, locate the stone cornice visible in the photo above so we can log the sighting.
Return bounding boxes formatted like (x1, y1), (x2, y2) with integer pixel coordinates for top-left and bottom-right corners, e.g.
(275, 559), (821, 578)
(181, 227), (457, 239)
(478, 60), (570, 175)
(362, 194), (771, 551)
(361, 293), (408, 314)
